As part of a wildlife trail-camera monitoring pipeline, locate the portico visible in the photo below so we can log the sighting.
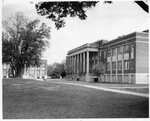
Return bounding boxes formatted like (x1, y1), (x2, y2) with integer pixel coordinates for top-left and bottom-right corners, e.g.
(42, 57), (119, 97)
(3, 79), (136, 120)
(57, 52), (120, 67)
(67, 43), (99, 82)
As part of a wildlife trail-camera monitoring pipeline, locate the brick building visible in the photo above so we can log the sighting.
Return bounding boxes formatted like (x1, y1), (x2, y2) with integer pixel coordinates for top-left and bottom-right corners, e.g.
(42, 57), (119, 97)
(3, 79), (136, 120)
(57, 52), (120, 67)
(3, 60), (47, 79)
(66, 31), (149, 84)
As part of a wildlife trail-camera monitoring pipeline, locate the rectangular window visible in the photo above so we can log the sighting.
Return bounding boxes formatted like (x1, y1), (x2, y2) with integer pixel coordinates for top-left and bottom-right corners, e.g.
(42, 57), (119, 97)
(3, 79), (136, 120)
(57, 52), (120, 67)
(107, 49), (111, 57)
(118, 46), (123, 55)
(112, 48), (116, 56)
(99, 51), (102, 57)
(41, 69), (45, 75)
(3, 69), (7, 76)
(131, 44), (134, 59)
(124, 45), (130, 54)
(36, 70), (40, 76)
(124, 60), (129, 70)
(112, 62), (116, 70)
(30, 68), (35, 75)
(104, 51), (106, 58)
(118, 61), (122, 70)
(107, 63), (111, 71)
(41, 64), (45, 68)
(130, 59), (134, 69)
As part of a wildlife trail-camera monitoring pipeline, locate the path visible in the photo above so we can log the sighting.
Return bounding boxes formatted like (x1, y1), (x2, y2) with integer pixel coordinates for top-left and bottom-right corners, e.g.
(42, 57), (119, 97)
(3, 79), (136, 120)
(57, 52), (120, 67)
(47, 79), (149, 98)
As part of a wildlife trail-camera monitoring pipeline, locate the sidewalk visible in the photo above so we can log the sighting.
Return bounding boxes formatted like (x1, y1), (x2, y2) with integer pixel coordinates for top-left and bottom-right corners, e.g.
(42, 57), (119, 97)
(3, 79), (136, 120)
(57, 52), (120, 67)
(46, 79), (149, 98)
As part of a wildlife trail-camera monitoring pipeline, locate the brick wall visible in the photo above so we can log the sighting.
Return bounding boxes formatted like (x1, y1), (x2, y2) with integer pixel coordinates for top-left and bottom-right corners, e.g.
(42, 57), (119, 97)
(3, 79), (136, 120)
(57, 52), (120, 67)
(136, 42), (149, 73)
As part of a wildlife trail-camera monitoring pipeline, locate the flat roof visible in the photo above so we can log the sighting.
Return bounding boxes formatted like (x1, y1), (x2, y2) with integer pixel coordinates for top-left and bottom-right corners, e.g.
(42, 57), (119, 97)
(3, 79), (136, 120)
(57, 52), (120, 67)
(67, 30), (148, 55)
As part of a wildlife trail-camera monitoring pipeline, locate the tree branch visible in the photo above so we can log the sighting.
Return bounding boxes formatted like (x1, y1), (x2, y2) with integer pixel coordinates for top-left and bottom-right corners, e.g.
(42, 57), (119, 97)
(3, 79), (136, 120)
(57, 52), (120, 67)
(135, 1), (148, 13)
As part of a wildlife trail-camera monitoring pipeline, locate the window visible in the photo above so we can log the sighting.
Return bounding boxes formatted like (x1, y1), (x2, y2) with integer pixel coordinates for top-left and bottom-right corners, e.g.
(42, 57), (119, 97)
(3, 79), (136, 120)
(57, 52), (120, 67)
(124, 60), (129, 70)
(41, 64), (45, 68)
(107, 63), (111, 71)
(118, 61), (122, 70)
(36, 70), (40, 76)
(30, 68), (35, 75)
(118, 46), (123, 55)
(112, 48), (116, 56)
(124, 45), (130, 54)
(104, 51), (106, 58)
(99, 51), (102, 57)
(3, 69), (7, 76)
(131, 44), (134, 59)
(130, 59), (134, 69)
(41, 69), (45, 75)
(112, 62), (116, 70)
(107, 49), (111, 57)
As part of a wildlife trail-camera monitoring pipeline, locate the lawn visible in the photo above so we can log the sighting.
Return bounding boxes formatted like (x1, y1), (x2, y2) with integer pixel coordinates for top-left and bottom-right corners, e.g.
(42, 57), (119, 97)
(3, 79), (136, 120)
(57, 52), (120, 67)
(3, 78), (149, 119)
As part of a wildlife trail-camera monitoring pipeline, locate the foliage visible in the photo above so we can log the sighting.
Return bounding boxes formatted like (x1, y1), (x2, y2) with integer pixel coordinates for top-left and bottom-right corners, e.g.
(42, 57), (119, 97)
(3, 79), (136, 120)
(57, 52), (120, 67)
(35, 1), (98, 29)
(35, 1), (148, 30)
(47, 64), (54, 76)
(92, 62), (105, 76)
(47, 61), (66, 78)
(135, 1), (148, 13)
(2, 12), (51, 77)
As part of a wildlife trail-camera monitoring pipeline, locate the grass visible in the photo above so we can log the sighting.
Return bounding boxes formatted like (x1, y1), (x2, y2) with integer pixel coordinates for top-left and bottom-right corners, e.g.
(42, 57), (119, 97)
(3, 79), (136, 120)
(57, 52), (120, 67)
(3, 78), (149, 119)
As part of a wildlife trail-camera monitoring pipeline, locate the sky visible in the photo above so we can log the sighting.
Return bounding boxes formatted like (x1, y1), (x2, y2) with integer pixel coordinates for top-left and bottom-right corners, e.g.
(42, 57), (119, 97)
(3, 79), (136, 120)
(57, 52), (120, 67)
(2, 0), (149, 65)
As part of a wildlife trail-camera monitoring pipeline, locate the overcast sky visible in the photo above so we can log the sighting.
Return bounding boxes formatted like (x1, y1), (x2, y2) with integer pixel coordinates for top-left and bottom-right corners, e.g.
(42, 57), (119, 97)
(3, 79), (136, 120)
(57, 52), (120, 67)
(2, 0), (148, 65)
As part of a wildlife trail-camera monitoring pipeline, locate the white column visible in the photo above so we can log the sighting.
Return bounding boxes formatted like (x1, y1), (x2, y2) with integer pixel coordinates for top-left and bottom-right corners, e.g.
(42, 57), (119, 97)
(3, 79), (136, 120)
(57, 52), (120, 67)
(34, 66), (36, 78)
(83, 52), (85, 73)
(122, 46), (124, 83)
(86, 51), (90, 82)
(72, 56), (74, 74)
(77, 54), (79, 74)
(6, 64), (9, 78)
(80, 53), (83, 74)
(72, 56), (75, 74)
(116, 48), (118, 83)
(45, 62), (47, 79)
(74, 55), (76, 74)
(110, 49), (112, 82)
(40, 65), (42, 78)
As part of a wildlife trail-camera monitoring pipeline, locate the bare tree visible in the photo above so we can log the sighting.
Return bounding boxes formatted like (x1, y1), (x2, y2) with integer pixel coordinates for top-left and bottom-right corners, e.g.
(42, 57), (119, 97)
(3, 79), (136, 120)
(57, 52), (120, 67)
(2, 12), (51, 77)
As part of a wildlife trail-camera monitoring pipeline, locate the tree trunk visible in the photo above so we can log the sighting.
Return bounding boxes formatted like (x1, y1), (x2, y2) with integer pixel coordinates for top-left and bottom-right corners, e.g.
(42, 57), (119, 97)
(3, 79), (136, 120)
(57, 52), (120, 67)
(15, 65), (24, 78)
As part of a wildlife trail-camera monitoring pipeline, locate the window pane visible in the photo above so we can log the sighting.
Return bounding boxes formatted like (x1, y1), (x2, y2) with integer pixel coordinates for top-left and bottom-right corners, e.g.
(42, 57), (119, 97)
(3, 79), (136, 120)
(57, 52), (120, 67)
(131, 44), (134, 59)
(118, 46), (123, 55)
(130, 59), (134, 69)
(124, 60), (129, 70)
(107, 63), (110, 71)
(104, 51), (106, 58)
(112, 62), (116, 70)
(112, 48), (116, 56)
(118, 61), (122, 70)
(124, 45), (130, 54)
(107, 49), (111, 57)
(31, 68), (35, 75)
(41, 70), (45, 75)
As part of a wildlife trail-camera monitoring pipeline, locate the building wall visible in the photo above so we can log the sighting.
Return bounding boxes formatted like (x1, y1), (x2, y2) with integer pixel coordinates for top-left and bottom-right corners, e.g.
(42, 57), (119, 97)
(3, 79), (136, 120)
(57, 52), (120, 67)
(136, 42), (149, 73)
(135, 39), (149, 84)
(66, 31), (149, 84)
(23, 60), (47, 79)
(3, 63), (11, 78)
(2, 60), (47, 79)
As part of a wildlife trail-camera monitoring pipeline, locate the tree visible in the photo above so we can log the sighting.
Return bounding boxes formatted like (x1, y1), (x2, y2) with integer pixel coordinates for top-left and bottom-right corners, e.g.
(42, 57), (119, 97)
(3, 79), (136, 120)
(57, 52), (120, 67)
(47, 61), (66, 78)
(92, 62), (105, 77)
(35, 1), (98, 29)
(135, 1), (148, 13)
(35, 1), (148, 30)
(53, 62), (66, 78)
(2, 12), (51, 77)
(47, 64), (54, 76)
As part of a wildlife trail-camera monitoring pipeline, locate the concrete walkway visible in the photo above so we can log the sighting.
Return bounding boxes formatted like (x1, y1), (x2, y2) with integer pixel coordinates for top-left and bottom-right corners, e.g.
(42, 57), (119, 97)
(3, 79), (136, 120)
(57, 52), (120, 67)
(49, 81), (149, 98)
(109, 87), (148, 89)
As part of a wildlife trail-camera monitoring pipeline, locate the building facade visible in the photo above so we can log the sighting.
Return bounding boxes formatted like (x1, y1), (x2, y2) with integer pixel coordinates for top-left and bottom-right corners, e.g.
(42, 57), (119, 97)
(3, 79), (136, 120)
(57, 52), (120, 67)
(66, 31), (149, 84)
(3, 60), (47, 79)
